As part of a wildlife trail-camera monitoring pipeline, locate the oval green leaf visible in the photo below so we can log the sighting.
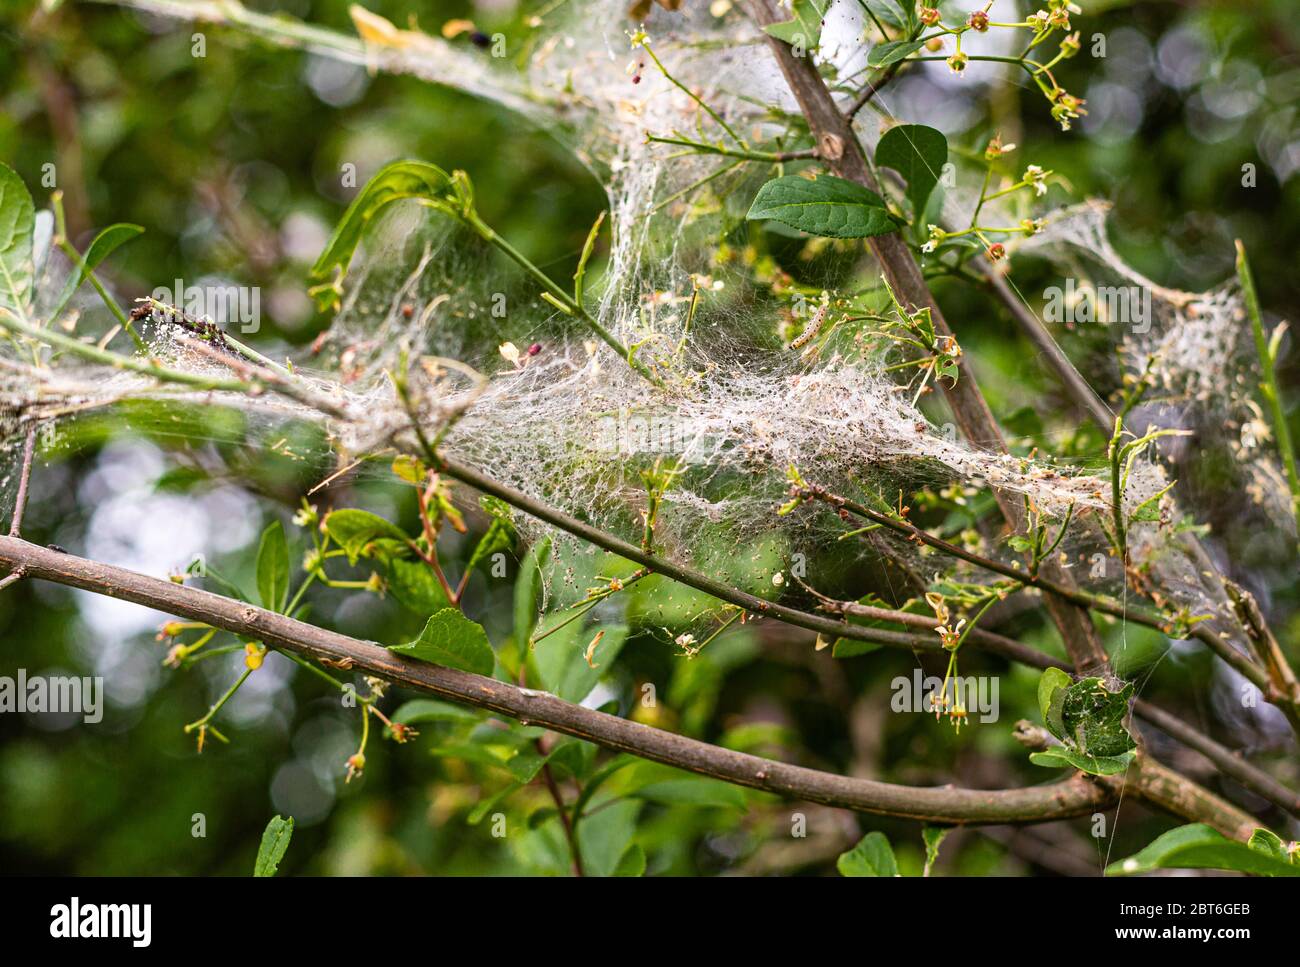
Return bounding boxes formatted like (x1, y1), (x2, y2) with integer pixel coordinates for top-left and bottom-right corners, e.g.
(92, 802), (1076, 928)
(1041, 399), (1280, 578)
(747, 175), (899, 239)
(875, 124), (948, 221)
(0, 163), (35, 320)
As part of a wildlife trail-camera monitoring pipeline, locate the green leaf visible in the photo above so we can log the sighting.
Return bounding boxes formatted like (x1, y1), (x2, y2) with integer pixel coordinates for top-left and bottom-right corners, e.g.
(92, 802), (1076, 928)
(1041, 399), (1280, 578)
(467, 783), (522, 825)
(837, 831), (899, 876)
(762, 0), (828, 50)
(311, 160), (455, 285)
(575, 798), (642, 877)
(1107, 824), (1300, 877)
(0, 163), (35, 320)
(322, 508), (410, 564)
(1037, 666), (1072, 739)
(1248, 827), (1291, 863)
(532, 620), (628, 704)
(860, 0), (907, 29)
(384, 556), (452, 614)
(253, 815), (294, 877)
(256, 520), (290, 613)
(612, 843), (647, 877)
(875, 124), (948, 222)
(922, 825), (951, 876)
(623, 762), (748, 809)
(390, 608), (496, 676)
(49, 223), (144, 321)
(467, 496), (516, 574)
(1060, 676), (1135, 757)
(514, 537), (551, 646)
(747, 175), (900, 239)
(1029, 747), (1135, 776)
(831, 637), (881, 658)
(504, 749), (551, 783)
(392, 698), (480, 725)
(834, 594), (928, 657)
(866, 39), (925, 68)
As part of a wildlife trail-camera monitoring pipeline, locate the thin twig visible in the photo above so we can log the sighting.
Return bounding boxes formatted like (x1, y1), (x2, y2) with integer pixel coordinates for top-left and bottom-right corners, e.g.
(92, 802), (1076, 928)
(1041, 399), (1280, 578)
(8, 428), (36, 537)
(540, 760), (584, 876)
(844, 60), (905, 120)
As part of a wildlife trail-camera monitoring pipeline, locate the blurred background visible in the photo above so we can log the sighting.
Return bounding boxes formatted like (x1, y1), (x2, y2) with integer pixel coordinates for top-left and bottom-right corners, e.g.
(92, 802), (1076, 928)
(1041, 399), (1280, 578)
(0, 0), (1297, 875)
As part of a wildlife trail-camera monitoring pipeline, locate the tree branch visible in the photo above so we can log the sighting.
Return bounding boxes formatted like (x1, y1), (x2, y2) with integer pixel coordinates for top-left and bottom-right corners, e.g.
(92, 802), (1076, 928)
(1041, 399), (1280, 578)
(8, 427), (35, 537)
(1132, 699), (1300, 820)
(1012, 722), (1261, 842)
(0, 535), (1115, 826)
(844, 60), (905, 120)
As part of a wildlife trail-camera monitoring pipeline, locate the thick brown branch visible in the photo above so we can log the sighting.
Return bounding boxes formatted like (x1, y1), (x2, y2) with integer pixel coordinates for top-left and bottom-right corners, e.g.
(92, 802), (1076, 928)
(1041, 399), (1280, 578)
(0, 535), (1113, 826)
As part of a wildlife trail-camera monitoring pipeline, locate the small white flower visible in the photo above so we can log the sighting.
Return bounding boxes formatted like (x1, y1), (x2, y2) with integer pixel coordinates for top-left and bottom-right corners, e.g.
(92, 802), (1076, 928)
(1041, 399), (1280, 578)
(499, 341), (521, 367)
(1023, 164), (1049, 196)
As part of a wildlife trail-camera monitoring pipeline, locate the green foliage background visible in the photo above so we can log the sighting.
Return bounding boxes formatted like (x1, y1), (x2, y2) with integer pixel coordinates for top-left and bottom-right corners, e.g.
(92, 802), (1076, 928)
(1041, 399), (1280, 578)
(0, 0), (1297, 875)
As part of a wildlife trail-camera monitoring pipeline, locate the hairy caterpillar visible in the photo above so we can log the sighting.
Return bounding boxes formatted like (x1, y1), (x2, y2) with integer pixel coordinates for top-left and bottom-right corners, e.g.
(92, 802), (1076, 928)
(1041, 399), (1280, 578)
(789, 304), (827, 350)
